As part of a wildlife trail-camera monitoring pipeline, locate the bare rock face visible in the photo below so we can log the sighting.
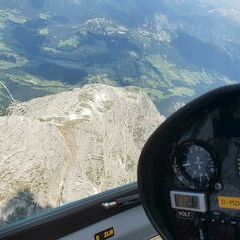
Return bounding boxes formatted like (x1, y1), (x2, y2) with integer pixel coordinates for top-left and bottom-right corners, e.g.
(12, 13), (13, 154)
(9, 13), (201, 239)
(0, 116), (71, 223)
(2, 84), (164, 222)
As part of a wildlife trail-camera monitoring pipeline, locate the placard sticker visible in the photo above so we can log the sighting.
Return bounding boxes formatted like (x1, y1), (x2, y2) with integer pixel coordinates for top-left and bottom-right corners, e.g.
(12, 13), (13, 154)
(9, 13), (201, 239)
(94, 227), (115, 240)
(218, 196), (240, 210)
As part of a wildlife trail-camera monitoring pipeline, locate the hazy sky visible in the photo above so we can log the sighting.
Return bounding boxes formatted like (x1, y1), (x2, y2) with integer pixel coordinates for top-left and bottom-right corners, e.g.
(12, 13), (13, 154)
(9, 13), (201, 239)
(205, 0), (240, 8)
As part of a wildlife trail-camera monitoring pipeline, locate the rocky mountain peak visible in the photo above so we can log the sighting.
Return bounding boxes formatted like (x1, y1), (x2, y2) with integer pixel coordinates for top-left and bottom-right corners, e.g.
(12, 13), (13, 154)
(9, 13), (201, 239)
(0, 84), (164, 224)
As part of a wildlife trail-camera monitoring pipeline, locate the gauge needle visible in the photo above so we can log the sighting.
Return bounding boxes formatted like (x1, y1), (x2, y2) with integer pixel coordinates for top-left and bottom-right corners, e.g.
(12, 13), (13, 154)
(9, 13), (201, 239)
(182, 162), (190, 167)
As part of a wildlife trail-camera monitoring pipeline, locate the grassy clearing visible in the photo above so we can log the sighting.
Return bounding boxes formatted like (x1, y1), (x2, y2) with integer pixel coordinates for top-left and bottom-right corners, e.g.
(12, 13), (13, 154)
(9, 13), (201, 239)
(39, 28), (49, 35)
(169, 87), (195, 97)
(42, 47), (60, 54)
(6, 72), (71, 92)
(146, 55), (217, 86)
(143, 88), (166, 102)
(57, 37), (79, 51)
(0, 10), (26, 24)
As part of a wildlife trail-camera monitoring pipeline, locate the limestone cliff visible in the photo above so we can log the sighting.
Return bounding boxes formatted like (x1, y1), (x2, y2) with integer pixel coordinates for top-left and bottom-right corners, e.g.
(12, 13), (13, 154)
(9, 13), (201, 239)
(0, 84), (164, 223)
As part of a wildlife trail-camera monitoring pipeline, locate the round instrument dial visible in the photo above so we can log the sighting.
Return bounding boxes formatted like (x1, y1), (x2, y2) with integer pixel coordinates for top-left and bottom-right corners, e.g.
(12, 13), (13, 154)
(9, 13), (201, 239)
(173, 140), (216, 190)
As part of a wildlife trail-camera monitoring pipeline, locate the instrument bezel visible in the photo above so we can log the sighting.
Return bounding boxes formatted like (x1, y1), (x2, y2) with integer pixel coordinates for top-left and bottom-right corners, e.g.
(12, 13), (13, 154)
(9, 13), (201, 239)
(173, 139), (218, 191)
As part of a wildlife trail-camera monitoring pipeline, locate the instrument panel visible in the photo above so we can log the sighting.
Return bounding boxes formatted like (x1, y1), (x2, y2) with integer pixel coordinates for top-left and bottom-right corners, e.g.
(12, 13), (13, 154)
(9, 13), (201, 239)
(138, 85), (240, 240)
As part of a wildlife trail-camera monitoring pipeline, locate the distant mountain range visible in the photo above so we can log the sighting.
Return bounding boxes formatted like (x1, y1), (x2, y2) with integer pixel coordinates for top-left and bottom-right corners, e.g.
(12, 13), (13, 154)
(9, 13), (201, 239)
(0, 0), (240, 115)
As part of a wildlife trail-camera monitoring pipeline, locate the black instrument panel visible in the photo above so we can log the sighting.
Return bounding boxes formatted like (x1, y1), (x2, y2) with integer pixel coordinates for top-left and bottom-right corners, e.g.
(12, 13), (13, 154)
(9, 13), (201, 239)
(138, 85), (240, 240)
